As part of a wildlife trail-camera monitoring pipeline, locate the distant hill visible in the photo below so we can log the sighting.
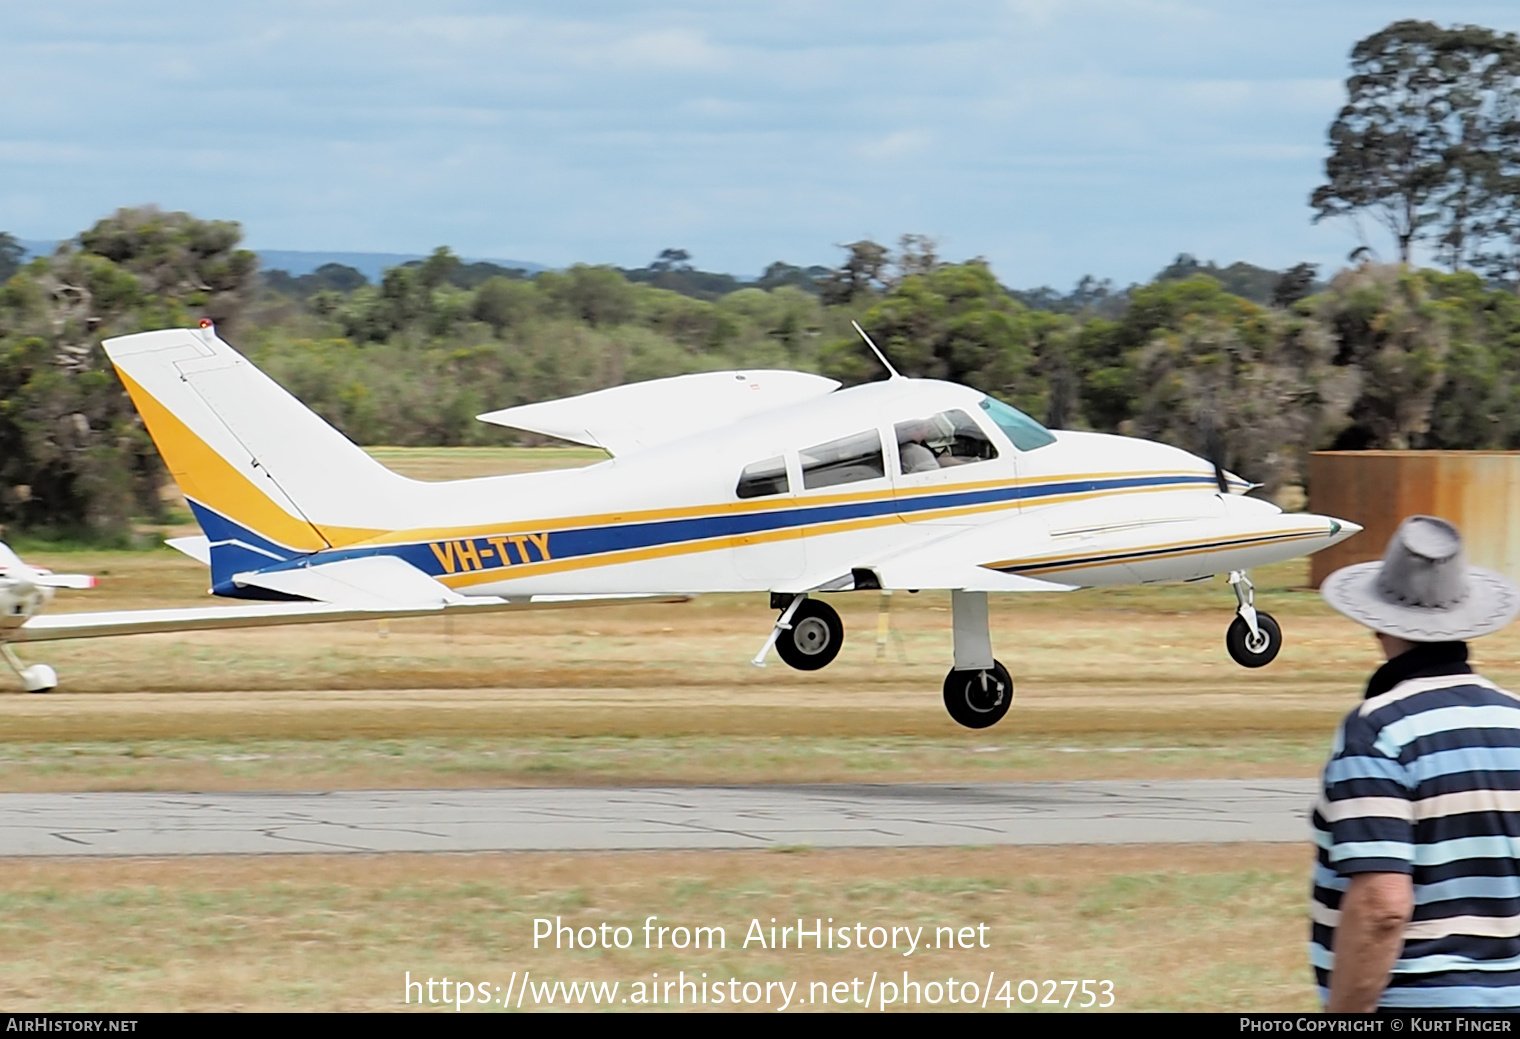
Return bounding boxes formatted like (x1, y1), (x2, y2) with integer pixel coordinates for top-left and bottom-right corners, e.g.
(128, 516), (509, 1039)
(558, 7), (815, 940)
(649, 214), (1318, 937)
(255, 250), (548, 281)
(16, 241), (546, 282)
(1151, 253), (1321, 305)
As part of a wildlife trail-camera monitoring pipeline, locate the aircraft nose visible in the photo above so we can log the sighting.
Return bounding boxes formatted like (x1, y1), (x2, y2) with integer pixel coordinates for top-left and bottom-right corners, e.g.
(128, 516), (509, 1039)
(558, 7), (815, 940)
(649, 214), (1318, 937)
(1330, 518), (1362, 541)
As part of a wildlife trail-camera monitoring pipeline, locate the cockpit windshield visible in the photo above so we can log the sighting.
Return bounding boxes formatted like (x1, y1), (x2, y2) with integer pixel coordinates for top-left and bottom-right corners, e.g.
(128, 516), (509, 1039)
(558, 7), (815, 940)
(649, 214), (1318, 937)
(978, 397), (1056, 451)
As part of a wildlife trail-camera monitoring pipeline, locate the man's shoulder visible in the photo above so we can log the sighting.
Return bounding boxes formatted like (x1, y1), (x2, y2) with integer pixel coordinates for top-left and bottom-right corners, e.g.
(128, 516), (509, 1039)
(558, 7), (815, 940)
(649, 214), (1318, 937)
(1358, 672), (1520, 719)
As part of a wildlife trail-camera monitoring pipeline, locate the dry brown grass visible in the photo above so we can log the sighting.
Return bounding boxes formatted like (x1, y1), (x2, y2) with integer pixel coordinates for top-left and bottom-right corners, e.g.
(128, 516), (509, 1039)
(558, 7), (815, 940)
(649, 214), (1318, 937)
(0, 733), (1333, 792)
(0, 844), (1319, 1012)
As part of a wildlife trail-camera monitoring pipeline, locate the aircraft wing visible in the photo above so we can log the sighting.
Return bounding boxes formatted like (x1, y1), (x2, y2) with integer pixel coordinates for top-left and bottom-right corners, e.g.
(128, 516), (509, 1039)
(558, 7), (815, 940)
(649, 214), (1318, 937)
(870, 554), (1079, 593)
(770, 516), (1079, 594)
(850, 503), (1349, 592)
(476, 370), (840, 455)
(858, 528), (1079, 592)
(15, 594), (686, 643)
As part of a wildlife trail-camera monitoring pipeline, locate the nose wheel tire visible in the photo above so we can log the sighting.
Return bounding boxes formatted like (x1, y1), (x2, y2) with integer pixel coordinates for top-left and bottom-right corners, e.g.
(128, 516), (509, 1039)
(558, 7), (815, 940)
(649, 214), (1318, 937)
(942, 660), (1013, 729)
(774, 599), (844, 671)
(1226, 612), (1281, 668)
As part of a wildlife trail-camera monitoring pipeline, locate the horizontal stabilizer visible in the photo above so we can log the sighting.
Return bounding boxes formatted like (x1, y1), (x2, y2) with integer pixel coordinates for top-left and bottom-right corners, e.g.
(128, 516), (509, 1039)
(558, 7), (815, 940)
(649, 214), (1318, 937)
(477, 370), (840, 455)
(166, 536), (212, 565)
(232, 555), (465, 608)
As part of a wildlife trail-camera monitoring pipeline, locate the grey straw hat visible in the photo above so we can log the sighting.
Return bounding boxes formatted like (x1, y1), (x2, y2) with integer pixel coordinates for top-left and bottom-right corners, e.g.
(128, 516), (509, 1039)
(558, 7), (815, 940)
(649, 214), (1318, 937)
(1321, 515), (1520, 641)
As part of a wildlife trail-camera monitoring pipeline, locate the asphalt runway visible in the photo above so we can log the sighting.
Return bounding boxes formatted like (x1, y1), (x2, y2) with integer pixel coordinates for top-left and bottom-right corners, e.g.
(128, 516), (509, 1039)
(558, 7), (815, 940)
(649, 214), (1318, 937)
(0, 778), (1319, 855)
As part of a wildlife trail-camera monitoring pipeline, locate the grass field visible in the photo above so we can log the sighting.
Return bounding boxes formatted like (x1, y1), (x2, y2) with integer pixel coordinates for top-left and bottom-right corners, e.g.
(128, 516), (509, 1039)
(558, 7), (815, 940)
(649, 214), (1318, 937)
(0, 447), (1452, 1011)
(0, 845), (1318, 1012)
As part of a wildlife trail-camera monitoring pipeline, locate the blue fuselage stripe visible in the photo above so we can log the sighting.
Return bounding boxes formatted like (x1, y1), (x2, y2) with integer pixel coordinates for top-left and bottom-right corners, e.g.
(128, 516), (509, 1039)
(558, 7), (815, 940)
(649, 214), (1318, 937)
(200, 472), (1215, 595)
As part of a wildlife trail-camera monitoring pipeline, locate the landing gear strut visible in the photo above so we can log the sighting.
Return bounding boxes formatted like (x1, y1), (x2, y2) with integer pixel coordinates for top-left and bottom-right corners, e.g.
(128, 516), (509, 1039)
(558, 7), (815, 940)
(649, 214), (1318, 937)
(752, 594), (844, 671)
(752, 588), (1014, 728)
(1225, 570), (1281, 668)
(2, 644), (55, 693)
(942, 589), (1013, 729)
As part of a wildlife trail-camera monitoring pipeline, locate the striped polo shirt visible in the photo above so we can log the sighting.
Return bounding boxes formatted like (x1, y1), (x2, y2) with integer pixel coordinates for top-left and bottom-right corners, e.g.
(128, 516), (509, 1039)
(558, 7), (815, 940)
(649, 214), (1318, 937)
(1311, 658), (1520, 1009)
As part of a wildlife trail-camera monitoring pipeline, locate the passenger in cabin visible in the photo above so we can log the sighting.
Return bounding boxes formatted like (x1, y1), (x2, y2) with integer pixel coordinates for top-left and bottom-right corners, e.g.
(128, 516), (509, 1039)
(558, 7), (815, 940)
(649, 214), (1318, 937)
(898, 420), (939, 473)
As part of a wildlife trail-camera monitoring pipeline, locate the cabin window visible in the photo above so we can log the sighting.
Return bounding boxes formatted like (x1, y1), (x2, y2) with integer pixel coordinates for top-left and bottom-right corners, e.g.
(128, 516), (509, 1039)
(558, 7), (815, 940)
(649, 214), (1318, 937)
(979, 396), (1056, 451)
(895, 410), (999, 474)
(800, 430), (885, 489)
(736, 456), (790, 499)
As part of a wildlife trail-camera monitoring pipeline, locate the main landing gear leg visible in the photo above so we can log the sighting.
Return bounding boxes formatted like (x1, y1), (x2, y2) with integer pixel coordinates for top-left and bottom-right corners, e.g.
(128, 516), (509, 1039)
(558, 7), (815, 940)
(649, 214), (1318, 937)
(2, 643), (55, 693)
(1225, 570), (1281, 668)
(942, 590), (1012, 729)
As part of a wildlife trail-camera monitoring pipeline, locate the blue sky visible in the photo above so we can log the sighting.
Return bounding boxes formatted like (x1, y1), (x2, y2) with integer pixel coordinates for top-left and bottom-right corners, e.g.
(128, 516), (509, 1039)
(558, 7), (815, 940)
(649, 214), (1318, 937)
(3, 2), (1518, 287)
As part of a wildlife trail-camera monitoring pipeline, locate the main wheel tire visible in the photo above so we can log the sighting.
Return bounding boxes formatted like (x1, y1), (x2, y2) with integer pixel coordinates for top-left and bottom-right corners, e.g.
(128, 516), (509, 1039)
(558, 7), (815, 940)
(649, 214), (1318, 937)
(1226, 612), (1282, 668)
(774, 599), (844, 671)
(942, 660), (1014, 729)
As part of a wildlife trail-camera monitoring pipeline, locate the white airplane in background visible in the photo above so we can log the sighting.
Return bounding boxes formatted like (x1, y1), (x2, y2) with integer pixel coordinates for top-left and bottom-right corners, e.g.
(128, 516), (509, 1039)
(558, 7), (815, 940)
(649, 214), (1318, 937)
(0, 320), (1361, 728)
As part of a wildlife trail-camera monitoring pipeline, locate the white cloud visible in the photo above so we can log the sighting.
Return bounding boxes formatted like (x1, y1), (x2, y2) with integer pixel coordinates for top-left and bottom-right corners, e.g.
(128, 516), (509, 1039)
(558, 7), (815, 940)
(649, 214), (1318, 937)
(857, 130), (934, 161)
(2, 1), (1518, 284)
(610, 28), (723, 71)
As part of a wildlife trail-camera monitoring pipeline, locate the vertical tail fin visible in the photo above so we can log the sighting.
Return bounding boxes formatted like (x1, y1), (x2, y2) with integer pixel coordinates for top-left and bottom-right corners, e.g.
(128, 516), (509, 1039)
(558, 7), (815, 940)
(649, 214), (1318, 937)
(104, 326), (406, 588)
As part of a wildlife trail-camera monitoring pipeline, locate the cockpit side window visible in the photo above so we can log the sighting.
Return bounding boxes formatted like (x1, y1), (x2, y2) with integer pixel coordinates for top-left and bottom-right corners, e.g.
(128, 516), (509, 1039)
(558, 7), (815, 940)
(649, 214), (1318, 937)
(736, 456), (790, 499)
(800, 430), (885, 490)
(979, 396), (1057, 451)
(895, 409), (998, 474)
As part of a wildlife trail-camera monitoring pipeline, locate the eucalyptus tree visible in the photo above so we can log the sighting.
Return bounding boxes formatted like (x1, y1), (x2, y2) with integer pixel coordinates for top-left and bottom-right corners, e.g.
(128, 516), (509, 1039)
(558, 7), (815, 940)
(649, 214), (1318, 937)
(1313, 21), (1520, 268)
(0, 207), (257, 536)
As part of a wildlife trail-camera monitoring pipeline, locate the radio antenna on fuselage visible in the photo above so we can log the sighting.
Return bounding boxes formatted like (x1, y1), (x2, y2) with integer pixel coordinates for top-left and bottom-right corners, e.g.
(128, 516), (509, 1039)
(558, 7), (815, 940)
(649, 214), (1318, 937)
(851, 320), (902, 380)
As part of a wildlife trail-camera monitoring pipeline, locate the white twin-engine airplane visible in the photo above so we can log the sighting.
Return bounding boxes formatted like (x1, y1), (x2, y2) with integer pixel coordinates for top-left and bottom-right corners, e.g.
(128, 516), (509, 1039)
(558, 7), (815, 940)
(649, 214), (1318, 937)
(0, 321), (1360, 728)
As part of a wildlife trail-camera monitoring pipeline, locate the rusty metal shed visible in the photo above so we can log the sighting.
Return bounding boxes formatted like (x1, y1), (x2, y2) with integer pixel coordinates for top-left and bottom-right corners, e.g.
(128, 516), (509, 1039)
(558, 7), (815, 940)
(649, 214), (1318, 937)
(1306, 451), (1520, 588)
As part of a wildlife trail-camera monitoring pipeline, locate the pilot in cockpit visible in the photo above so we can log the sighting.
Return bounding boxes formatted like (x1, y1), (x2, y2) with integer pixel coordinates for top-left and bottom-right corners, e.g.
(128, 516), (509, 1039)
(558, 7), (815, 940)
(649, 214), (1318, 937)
(896, 414), (962, 473)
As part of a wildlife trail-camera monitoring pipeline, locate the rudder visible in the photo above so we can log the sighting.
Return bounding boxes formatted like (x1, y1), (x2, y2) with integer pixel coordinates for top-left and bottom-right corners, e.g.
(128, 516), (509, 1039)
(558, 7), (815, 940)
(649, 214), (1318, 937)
(104, 326), (405, 589)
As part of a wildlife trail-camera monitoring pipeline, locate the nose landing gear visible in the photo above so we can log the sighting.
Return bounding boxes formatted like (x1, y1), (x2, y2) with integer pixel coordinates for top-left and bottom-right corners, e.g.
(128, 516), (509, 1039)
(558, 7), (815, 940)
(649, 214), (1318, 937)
(1225, 570), (1281, 667)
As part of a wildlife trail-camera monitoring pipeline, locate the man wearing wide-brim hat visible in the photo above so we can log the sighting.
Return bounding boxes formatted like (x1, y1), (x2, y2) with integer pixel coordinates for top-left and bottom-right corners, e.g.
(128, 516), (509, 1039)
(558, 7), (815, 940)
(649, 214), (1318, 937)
(1312, 515), (1520, 1012)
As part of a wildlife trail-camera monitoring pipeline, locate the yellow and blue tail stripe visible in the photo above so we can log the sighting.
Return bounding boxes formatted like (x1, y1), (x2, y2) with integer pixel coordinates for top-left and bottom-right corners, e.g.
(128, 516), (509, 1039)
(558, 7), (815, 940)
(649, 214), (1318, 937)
(189, 501), (315, 599)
